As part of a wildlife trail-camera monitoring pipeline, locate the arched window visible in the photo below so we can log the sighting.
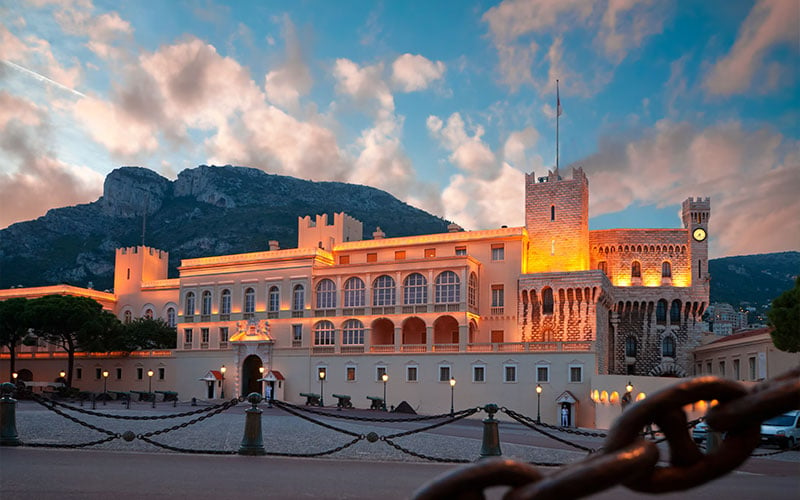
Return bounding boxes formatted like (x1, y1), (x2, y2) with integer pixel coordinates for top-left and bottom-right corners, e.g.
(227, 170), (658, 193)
(166, 307), (176, 328)
(343, 277), (365, 307)
(316, 279), (336, 309)
(201, 290), (212, 315)
(662, 336), (676, 358)
(185, 292), (195, 316)
(372, 275), (396, 306)
(292, 285), (305, 312)
(662, 261), (672, 278)
(244, 288), (256, 314)
(670, 300), (681, 324)
(468, 272), (478, 310)
(403, 273), (427, 305)
(342, 319), (365, 345)
(268, 286), (280, 312)
(314, 320), (335, 345)
(220, 289), (231, 315)
(625, 336), (637, 357)
(542, 287), (554, 315)
(144, 308), (154, 320)
(124, 310), (132, 324)
(631, 261), (641, 278)
(656, 299), (667, 324)
(435, 271), (460, 304)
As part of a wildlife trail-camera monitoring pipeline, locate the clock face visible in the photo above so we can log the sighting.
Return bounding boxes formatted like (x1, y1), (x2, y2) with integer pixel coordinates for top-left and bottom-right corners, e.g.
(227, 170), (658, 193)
(693, 228), (707, 242)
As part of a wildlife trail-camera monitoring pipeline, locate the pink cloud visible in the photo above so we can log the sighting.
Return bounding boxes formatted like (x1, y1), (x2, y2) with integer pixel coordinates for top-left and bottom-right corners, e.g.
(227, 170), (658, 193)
(391, 53), (445, 92)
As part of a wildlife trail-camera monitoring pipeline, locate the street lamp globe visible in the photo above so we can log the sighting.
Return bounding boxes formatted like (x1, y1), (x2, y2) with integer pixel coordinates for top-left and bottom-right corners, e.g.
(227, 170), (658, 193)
(381, 373), (388, 383)
(59, 371), (66, 379)
(536, 384), (543, 395)
(12, 372), (18, 380)
(626, 381), (634, 393)
(449, 377), (456, 388)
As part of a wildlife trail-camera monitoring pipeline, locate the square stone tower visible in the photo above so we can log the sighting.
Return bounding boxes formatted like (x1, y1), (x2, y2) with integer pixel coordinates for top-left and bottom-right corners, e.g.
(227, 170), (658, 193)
(681, 197), (711, 288)
(524, 167), (590, 273)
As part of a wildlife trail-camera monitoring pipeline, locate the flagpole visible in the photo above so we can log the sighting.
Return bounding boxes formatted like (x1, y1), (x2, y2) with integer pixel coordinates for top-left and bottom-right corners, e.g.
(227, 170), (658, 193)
(556, 79), (560, 175)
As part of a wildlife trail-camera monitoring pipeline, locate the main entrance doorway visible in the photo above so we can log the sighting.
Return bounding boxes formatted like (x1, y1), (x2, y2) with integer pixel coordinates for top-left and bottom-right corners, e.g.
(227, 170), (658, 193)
(241, 355), (263, 397)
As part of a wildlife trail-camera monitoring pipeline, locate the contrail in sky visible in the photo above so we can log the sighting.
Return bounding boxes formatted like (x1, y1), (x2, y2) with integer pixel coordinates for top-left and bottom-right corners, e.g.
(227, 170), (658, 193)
(1, 60), (87, 98)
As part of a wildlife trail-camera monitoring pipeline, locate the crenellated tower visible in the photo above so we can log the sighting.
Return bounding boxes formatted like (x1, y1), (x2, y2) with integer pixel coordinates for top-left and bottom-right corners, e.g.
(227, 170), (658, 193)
(681, 197), (711, 288)
(524, 167), (590, 273)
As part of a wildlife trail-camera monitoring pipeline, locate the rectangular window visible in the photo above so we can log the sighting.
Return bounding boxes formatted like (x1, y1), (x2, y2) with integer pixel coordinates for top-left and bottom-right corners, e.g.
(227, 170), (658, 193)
(367, 252), (377, 263)
(346, 366), (356, 382)
(455, 246), (467, 256)
(719, 361), (725, 377)
(116, 368), (122, 380)
(439, 365), (451, 382)
(491, 330), (504, 343)
(406, 366), (418, 382)
(76, 368), (82, 380)
(394, 250), (406, 260)
(491, 285), (504, 308)
(201, 328), (209, 343)
(220, 327), (229, 342)
(376, 366), (387, 381)
(292, 324), (303, 342)
(598, 261), (607, 274)
(158, 368), (165, 380)
(733, 359), (740, 380)
(504, 365), (517, 383)
(96, 368), (102, 380)
(473, 365), (485, 383)
(536, 366), (549, 383)
(706, 362), (712, 374)
(569, 365), (583, 383)
(424, 248), (436, 258)
(184, 328), (193, 343)
(748, 357), (756, 380)
(339, 255), (350, 265)
(137, 368), (143, 380)
(491, 244), (505, 261)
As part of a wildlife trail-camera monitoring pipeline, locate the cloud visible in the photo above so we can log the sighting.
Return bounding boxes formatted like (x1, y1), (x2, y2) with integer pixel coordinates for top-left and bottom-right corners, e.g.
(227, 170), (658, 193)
(0, 91), (102, 228)
(264, 17), (312, 110)
(1, 24), (82, 90)
(0, 24), (29, 61)
(391, 53), (445, 92)
(73, 95), (159, 155)
(704, 0), (799, 96)
(441, 163), (526, 230)
(575, 119), (799, 256)
(482, 0), (663, 94)
(427, 112), (499, 178)
(333, 58), (394, 113)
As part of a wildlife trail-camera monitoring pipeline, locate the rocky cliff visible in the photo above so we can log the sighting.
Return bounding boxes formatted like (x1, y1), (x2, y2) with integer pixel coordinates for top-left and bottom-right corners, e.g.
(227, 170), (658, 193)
(0, 165), (451, 290)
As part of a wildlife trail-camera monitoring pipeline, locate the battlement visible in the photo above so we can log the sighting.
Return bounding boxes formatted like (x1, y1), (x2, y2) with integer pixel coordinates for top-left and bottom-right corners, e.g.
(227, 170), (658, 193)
(114, 246), (169, 295)
(116, 246), (167, 260)
(526, 166), (588, 186)
(681, 197), (711, 229)
(298, 212), (363, 251)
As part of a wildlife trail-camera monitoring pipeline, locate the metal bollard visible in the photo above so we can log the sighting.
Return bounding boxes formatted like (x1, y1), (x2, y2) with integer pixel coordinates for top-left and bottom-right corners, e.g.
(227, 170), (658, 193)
(191, 397), (197, 407)
(0, 382), (21, 446)
(126, 395), (131, 410)
(91, 393), (96, 410)
(707, 431), (723, 454)
(479, 403), (502, 459)
(239, 393), (266, 456)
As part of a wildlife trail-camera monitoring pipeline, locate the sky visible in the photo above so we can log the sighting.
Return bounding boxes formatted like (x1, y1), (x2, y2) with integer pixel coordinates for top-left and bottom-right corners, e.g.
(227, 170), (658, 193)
(0, 0), (798, 258)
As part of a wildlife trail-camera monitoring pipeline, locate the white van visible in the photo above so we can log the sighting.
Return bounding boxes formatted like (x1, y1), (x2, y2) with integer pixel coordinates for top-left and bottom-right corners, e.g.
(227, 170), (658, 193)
(760, 410), (800, 449)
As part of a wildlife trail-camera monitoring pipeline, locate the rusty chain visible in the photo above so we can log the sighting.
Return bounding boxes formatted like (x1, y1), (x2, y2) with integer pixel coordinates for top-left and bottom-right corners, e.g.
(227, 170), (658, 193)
(501, 408), (597, 453)
(413, 368), (800, 499)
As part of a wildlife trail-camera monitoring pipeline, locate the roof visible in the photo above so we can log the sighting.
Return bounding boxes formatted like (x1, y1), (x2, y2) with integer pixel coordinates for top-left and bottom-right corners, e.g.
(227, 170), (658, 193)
(198, 370), (223, 381)
(708, 327), (772, 345)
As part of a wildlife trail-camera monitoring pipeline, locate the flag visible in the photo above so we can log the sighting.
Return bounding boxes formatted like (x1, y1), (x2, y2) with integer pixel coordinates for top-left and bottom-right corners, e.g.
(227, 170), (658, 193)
(557, 82), (563, 116)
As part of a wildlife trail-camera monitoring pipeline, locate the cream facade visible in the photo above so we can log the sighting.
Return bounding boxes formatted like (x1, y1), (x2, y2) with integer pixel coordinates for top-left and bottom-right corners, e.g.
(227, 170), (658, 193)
(1, 167), (712, 428)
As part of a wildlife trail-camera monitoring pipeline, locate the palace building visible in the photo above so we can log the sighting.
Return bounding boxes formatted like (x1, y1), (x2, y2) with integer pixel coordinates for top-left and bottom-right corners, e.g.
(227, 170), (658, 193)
(0, 167), (710, 427)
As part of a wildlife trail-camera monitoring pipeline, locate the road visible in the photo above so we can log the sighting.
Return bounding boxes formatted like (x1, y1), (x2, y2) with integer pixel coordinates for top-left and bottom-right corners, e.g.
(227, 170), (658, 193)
(1, 447), (798, 499)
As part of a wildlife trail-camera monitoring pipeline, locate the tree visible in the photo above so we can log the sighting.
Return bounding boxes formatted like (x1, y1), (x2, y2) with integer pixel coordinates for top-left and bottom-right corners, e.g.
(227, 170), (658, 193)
(24, 295), (120, 388)
(122, 318), (177, 350)
(0, 298), (29, 381)
(768, 277), (800, 353)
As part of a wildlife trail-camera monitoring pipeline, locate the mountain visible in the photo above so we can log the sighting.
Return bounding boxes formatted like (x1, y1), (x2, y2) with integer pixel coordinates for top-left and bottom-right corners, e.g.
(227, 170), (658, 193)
(0, 165), (451, 291)
(709, 252), (799, 311)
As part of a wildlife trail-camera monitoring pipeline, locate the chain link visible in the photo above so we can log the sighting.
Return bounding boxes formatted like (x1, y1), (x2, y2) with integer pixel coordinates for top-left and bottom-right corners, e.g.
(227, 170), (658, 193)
(139, 398), (241, 439)
(501, 408), (597, 453)
(383, 438), (473, 463)
(383, 408), (480, 440)
(413, 368), (800, 499)
(264, 436), (364, 458)
(24, 435), (120, 449)
(272, 399), (475, 422)
(30, 393), (237, 420)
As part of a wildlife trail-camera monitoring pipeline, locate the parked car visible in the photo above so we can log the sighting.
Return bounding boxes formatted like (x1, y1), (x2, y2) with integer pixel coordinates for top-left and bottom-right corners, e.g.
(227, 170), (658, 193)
(760, 410), (800, 449)
(692, 421), (708, 443)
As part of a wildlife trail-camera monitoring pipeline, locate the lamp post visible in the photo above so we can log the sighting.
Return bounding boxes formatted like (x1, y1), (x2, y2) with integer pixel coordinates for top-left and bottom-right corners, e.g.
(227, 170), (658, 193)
(381, 373), (389, 411)
(318, 370), (325, 407)
(147, 369), (154, 408)
(59, 370), (66, 389)
(102, 370), (109, 406)
(220, 365), (226, 399)
(536, 384), (543, 424)
(449, 377), (456, 417)
(622, 380), (633, 412)
(259, 366), (265, 398)
(12, 372), (18, 383)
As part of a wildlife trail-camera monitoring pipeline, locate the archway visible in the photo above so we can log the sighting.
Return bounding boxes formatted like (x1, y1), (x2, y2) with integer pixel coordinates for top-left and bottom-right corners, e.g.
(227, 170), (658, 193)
(433, 315), (459, 344)
(468, 320), (478, 343)
(241, 355), (263, 397)
(402, 317), (426, 345)
(371, 318), (394, 345)
(16, 369), (33, 382)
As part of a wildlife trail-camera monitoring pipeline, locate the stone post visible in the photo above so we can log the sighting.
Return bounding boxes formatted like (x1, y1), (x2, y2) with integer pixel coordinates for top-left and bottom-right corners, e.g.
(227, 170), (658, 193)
(238, 393), (266, 455)
(0, 382), (21, 446)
